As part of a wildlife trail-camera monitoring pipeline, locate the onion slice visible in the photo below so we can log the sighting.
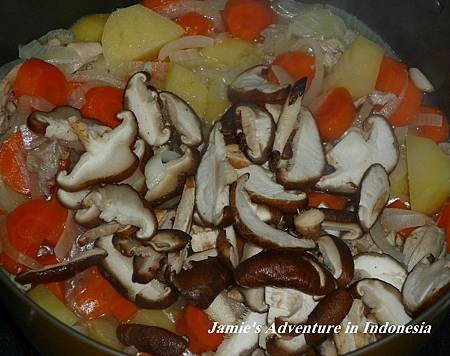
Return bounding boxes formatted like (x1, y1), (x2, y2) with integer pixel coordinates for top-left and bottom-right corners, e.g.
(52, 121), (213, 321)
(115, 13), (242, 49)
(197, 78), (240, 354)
(410, 113), (443, 127)
(270, 65), (294, 86)
(370, 221), (405, 264)
(158, 35), (214, 61)
(54, 212), (82, 261)
(380, 208), (434, 233)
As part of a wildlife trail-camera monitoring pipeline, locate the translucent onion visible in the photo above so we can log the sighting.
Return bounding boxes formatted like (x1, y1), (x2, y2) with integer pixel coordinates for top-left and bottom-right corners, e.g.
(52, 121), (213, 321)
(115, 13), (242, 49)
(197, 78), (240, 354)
(409, 67), (435, 93)
(169, 48), (203, 63)
(54, 212), (81, 261)
(158, 36), (214, 61)
(270, 65), (294, 86)
(380, 208), (434, 233)
(300, 40), (325, 106)
(0, 179), (30, 214)
(369, 221), (405, 264)
(410, 113), (443, 127)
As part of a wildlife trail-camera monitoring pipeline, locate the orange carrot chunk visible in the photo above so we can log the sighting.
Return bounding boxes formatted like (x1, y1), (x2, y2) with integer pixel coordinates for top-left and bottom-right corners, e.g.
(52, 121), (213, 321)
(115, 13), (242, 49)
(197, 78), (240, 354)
(223, 0), (275, 41)
(81, 86), (124, 128)
(416, 106), (449, 143)
(175, 12), (214, 36)
(269, 51), (315, 88)
(308, 192), (348, 210)
(141, 0), (179, 11)
(311, 87), (356, 142)
(13, 58), (68, 106)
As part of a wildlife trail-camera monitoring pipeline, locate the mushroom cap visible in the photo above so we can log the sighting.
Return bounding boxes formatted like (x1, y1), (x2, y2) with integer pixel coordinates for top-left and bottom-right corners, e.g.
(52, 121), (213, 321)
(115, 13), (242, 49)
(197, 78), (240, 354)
(232, 174), (315, 250)
(56, 111), (139, 191)
(316, 115), (399, 194)
(357, 164), (390, 231)
(228, 65), (290, 104)
(353, 278), (412, 325)
(402, 257), (450, 315)
(353, 252), (407, 291)
(234, 250), (336, 295)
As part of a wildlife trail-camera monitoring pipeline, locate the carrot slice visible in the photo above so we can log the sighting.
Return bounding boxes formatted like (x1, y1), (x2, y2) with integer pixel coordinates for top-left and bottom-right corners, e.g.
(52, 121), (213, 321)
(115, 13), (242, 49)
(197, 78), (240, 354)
(142, 0), (178, 11)
(223, 0), (275, 41)
(80, 86), (124, 128)
(13, 58), (68, 106)
(0, 132), (30, 195)
(416, 106), (449, 143)
(175, 12), (214, 36)
(176, 304), (223, 353)
(308, 192), (348, 210)
(375, 56), (423, 127)
(311, 87), (356, 141)
(269, 51), (315, 88)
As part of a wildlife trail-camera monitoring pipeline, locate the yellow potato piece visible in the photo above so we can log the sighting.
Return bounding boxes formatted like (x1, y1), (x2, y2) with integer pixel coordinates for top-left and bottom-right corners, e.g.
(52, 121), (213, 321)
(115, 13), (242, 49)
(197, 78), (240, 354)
(70, 13), (109, 42)
(165, 63), (208, 118)
(102, 4), (184, 62)
(390, 147), (409, 200)
(28, 285), (78, 326)
(83, 316), (123, 350)
(407, 135), (450, 215)
(205, 79), (231, 125)
(201, 37), (252, 67)
(324, 35), (384, 98)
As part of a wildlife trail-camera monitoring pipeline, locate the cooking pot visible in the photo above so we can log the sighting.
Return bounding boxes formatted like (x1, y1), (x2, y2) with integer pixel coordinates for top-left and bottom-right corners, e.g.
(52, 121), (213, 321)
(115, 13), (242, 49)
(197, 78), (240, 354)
(0, 0), (448, 355)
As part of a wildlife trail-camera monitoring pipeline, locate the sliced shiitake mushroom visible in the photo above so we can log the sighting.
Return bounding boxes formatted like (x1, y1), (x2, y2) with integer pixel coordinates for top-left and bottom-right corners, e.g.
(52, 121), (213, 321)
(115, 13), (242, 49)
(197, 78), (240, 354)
(132, 252), (164, 284)
(228, 65), (290, 103)
(15, 248), (107, 284)
(232, 174), (315, 250)
(320, 209), (364, 240)
(234, 250), (336, 295)
(124, 71), (171, 147)
(147, 229), (191, 253)
(117, 323), (187, 356)
(266, 333), (310, 356)
(56, 111), (139, 191)
(217, 226), (240, 270)
(78, 222), (123, 246)
(294, 209), (325, 239)
(57, 189), (90, 209)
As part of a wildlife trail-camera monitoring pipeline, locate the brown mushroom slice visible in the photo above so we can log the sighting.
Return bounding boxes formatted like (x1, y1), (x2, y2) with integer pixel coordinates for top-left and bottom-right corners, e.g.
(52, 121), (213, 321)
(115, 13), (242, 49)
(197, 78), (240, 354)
(56, 111), (139, 191)
(294, 209), (325, 239)
(402, 225), (446, 272)
(78, 222), (122, 246)
(318, 235), (354, 288)
(233, 174), (315, 250)
(15, 248), (107, 284)
(147, 229), (190, 253)
(226, 144), (253, 169)
(320, 209), (364, 240)
(215, 311), (267, 356)
(239, 165), (307, 214)
(354, 279), (411, 325)
(316, 115), (399, 194)
(277, 109), (326, 188)
(205, 292), (248, 326)
(304, 289), (353, 345)
(190, 225), (219, 252)
(228, 65), (290, 103)
(75, 203), (102, 227)
(402, 257), (450, 315)
(111, 229), (153, 257)
(196, 123), (237, 227)
(173, 176), (195, 233)
(145, 146), (200, 206)
(353, 253), (407, 291)
(183, 249), (218, 267)
(271, 78), (308, 167)
(266, 334), (310, 356)
(136, 279), (178, 309)
(120, 139), (149, 194)
(357, 164), (390, 231)
(159, 91), (203, 147)
(82, 185), (157, 239)
(117, 323), (187, 356)
(265, 103), (282, 124)
(217, 226), (240, 270)
(235, 250), (336, 295)
(124, 71), (171, 147)
(333, 299), (377, 354)
(27, 106), (110, 145)
(172, 257), (232, 309)
(265, 287), (317, 325)
(235, 104), (275, 164)
(57, 188), (90, 209)
(132, 250), (164, 284)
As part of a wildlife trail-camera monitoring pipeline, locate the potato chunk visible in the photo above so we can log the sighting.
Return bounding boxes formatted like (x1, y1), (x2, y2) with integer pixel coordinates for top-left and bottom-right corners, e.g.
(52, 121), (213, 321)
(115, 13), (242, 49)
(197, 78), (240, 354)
(324, 36), (384, 98)
(70, 13), (109, 42)
(102, 4), (184, 62)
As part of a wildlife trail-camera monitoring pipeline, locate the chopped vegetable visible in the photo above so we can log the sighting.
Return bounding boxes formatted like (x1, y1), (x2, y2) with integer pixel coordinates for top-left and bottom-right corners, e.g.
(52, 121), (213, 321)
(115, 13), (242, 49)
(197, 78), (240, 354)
(37, 254), (66, 302)
(175, 12), (214, 36)
(28, 284), (78, 326)
(389, 147), (409, 201)
(142, 0), (178, 11)
(165, 63), (208, 117)
(386, 200), (416, 237)
(416, 106), (449, 143)
(437, 200), (450, 251)
(80, 86), (124, 127)
(407, 135), (450, 215)
(200, 36), (252, 66)
(13, 58), (68, 106)
(70, 268), (138, 322)
(70, 13), (110, 42)
(307, 191), (348, 210)
(102, 4), (184, 62)
(130, 303), (183, 332)
(324, 36), (384, 99)
(0, 132), (30, 195)
(84, 316), (123, 350)
(310, 86), (356, 141)
(376, 56), (408, 97)
(176, 304), (223, 353)
(269, 51), (315, 88)
(391, 79), (423, 127)
(223, 0), (275, 41)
